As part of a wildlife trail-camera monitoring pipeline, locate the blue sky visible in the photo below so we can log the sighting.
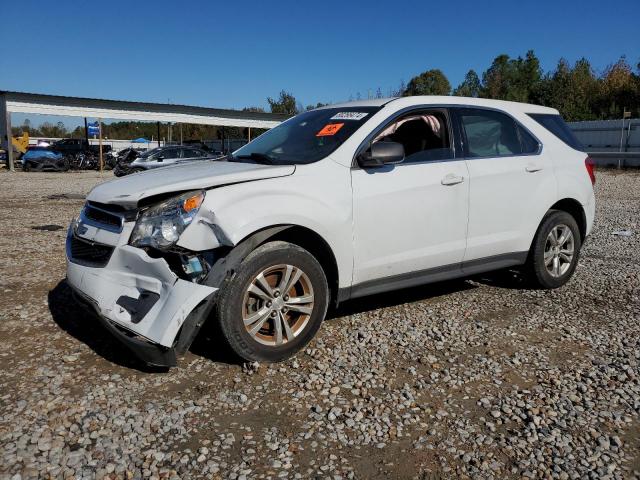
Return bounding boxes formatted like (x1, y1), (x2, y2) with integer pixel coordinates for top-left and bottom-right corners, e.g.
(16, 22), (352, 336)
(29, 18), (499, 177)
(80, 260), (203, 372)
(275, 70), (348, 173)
(2, 0), (639, 128)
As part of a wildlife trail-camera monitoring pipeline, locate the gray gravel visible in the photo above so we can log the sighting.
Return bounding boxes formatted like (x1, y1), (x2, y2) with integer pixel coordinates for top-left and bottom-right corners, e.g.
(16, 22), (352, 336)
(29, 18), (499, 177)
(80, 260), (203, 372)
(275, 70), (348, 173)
(0, 169), (638, 479)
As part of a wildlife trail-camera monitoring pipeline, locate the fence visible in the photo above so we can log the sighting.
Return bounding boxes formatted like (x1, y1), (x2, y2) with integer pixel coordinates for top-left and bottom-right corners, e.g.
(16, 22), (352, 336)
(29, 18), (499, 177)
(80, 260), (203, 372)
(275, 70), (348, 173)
(568, 118), (640, 167)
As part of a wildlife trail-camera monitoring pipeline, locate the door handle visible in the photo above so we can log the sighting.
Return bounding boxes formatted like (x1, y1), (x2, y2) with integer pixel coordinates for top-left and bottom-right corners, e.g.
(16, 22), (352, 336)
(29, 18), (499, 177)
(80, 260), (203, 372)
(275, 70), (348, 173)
(525, 164), (543, 173)
(441, 174), (464, 186)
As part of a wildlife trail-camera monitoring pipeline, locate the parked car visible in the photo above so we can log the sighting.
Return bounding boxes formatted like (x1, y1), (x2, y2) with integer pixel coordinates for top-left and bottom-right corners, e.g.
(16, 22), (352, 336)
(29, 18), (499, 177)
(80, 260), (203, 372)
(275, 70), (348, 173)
(52, 138), (112, 157)
(113, 145), (213, 176)
(66, 96), (596, 367)
(22, 146), (69, 171)
(112, 148), (142, 176)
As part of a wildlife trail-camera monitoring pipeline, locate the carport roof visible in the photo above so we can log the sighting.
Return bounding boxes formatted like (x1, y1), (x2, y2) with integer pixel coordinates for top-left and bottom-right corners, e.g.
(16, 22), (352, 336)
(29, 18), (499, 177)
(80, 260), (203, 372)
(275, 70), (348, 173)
(0, 90), (289, 128)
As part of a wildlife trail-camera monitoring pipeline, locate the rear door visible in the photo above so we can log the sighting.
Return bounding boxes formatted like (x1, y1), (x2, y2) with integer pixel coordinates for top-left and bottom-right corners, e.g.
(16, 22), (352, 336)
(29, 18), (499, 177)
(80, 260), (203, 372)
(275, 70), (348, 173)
(454, 107), (557, 263)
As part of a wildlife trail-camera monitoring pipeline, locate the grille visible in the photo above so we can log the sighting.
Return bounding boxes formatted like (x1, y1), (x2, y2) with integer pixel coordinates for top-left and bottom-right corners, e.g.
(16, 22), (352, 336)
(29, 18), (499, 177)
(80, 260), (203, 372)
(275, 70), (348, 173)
(83, 205), (123, 231)
(69, 236), (114, 267)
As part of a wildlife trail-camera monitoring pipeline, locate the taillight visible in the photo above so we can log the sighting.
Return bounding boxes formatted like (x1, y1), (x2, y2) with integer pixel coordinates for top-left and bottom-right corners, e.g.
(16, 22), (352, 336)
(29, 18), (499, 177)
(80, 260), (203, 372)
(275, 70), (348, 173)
(585, 157), (596, 186)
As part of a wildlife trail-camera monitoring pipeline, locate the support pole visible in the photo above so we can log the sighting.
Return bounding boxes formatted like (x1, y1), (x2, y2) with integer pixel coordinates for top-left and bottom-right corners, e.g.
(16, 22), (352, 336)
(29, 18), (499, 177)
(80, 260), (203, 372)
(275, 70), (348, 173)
(98, 118), (103, 173)
(248, 127), (251, 142)
(0, 94), (14, 172)
(84, 117), (89, 145)
(157, 122), (161, 148)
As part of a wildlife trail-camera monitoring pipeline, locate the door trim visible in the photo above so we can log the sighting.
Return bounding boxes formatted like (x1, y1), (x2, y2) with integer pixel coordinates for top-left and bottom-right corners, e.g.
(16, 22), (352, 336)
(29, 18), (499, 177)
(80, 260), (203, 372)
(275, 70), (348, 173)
(341, 251), (527, 301)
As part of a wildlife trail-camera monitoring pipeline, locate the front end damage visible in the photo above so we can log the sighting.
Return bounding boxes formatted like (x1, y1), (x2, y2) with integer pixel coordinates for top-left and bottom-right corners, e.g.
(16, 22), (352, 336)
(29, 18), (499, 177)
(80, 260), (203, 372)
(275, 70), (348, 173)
(65, 161), (298, 367)
(65, 203), (217, 367)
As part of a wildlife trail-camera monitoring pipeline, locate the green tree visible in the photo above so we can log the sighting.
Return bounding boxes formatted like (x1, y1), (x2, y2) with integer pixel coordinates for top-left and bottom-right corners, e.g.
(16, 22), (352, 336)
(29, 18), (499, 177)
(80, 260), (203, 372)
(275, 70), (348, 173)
(403, 69), (451, 96)
(306, 102), (328, 111)
(481, 51), (542, 102)
(267, 90), (297, 115)
(537, 58), (600, 121)
(38, 122), (68, 138)
(595, 57), (639, 118)
(453, 70), (481, 97)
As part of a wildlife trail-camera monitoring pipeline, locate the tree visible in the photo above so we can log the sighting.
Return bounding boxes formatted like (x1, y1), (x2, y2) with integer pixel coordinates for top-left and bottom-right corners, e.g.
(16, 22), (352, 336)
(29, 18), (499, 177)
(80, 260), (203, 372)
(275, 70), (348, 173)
(537, 58), (600, 121)
(453, 70), (481, 97)
(403, 69), (451, 96)
(38, 121), (67, 138)
(267, 90), (297, 115)
(242, 106), (265, 113)
(481, 51), (542, 103)
(595, 57), (639, 118)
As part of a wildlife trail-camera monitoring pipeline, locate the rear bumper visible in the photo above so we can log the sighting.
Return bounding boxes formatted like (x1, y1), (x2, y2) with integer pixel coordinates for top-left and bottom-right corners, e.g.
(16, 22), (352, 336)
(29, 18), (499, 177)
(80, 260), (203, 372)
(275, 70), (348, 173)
(65, 227), (217, 366)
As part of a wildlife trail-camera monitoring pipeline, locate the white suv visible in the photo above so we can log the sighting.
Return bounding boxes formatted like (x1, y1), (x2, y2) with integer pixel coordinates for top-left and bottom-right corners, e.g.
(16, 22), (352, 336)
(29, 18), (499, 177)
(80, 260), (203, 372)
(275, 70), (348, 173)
(66, 96), (596, 367)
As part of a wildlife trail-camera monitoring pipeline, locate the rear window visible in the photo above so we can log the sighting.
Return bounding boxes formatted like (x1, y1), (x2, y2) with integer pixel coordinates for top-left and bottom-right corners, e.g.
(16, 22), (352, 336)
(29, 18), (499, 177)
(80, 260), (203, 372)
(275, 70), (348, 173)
(528, 114), (583, 151)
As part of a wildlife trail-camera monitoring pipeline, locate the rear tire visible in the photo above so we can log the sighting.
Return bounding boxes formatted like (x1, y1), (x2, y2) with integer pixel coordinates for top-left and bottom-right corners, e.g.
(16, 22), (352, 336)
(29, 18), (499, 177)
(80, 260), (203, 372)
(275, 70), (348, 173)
(215, 241), (329, 362)
(526, 210), (581, 289)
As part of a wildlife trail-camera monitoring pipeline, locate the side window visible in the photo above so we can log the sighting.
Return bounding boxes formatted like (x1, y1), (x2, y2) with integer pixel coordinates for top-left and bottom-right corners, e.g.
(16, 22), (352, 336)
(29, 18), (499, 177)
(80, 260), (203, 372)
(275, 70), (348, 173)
(459, 109), (522, 158)
(183, 149), (206, 158)
(517, 125), (540, 154)
(160, 148), (179, 159)
(528, 113), (583, 151)
(372, 110), (453, 163)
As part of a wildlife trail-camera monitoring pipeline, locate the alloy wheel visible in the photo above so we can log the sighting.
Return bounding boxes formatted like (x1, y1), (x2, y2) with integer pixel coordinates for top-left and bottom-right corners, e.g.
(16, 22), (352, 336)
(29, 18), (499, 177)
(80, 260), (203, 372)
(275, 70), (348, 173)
(242, 264), (315, 346)
(544, 224), (575, 278)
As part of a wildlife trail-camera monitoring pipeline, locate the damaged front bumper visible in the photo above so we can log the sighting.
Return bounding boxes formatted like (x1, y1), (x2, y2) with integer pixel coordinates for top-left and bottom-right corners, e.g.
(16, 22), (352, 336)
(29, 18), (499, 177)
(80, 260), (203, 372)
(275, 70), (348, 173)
(66, 224), (217, 367)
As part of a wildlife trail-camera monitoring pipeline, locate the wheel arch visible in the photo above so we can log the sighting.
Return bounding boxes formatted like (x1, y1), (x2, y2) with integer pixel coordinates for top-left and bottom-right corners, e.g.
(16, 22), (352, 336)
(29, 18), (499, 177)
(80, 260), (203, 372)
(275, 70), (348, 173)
(207, 224), (340, 307)
(548, 198), (587, 241)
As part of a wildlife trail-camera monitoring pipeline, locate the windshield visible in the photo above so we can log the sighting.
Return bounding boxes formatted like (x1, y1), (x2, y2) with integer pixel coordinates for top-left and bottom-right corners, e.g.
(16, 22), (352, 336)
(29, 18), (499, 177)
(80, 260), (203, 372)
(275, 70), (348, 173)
(232, 106), (381, 165)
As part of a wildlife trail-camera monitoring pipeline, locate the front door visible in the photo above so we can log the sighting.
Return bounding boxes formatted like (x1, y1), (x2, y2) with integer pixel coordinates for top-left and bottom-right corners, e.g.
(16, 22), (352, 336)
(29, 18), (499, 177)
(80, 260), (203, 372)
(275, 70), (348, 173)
(351, 109), (469, 289)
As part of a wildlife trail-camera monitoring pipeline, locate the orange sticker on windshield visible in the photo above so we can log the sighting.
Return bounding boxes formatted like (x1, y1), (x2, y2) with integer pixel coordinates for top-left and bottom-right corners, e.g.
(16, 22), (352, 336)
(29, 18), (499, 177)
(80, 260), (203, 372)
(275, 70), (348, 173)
(316, 123), (344, 137)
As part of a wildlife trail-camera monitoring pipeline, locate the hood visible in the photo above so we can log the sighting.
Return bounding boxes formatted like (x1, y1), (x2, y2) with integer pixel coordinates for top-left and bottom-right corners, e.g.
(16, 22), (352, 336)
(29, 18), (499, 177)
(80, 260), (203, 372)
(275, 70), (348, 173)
(87, 160), (296, 207)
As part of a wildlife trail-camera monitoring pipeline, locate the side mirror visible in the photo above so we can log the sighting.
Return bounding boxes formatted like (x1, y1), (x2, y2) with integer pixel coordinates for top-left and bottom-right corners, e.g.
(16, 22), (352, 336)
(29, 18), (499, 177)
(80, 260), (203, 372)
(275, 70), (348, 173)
(156, 155), (164, 162)
(357, 141), (405, 168)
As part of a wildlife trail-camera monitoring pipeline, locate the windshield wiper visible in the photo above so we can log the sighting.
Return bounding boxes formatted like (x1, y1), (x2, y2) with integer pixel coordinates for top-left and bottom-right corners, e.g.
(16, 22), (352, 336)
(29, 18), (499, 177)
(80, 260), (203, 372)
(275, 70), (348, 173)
(231, 153), (274, 165)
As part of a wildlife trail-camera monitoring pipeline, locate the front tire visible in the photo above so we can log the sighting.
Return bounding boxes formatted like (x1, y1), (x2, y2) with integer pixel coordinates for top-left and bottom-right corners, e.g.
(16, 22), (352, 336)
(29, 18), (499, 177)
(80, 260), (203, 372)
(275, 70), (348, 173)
(526, 210), (581, 289)
(215, 241), (329, 362)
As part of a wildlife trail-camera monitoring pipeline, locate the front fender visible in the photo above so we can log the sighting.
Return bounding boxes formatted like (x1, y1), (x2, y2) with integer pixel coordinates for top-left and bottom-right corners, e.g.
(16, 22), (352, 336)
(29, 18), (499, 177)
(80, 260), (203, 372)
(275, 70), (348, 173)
(177, 161), (354, 288)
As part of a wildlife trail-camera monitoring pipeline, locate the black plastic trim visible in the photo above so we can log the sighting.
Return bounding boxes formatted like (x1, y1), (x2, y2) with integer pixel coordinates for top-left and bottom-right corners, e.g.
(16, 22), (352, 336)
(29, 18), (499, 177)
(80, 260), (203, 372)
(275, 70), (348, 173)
(115, 292), (160, 324)
(347, 252), (528, 300)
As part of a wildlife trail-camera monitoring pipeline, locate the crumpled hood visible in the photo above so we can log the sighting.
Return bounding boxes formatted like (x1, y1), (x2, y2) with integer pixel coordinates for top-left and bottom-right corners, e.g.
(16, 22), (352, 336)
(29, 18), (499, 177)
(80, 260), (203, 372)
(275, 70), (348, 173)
(87, 160), (296, 207)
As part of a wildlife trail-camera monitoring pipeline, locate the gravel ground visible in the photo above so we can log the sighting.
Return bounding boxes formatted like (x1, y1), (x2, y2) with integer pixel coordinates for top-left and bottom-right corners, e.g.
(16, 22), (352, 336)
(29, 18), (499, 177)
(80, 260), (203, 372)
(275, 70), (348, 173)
(0, 169), (638, 480)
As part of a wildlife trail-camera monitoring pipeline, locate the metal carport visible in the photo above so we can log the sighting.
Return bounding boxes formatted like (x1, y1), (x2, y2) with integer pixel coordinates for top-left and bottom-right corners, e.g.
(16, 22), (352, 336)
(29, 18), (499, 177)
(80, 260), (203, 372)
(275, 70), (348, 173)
(0, 91), (287, 171)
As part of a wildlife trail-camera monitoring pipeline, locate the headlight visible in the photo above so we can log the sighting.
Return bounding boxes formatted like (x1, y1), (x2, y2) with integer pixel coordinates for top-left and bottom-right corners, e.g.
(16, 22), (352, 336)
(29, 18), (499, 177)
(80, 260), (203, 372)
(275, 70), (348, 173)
(130, 190), (205, 249)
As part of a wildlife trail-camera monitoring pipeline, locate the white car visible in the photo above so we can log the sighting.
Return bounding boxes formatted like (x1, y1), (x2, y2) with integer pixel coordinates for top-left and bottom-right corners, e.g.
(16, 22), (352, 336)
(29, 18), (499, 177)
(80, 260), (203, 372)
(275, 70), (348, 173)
(66, 96), (596, 367)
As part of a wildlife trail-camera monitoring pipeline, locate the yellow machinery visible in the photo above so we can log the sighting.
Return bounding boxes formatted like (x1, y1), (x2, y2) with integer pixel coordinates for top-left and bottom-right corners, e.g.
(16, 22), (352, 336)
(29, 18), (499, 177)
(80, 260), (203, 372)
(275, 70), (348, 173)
(12, 132), (29, 155)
